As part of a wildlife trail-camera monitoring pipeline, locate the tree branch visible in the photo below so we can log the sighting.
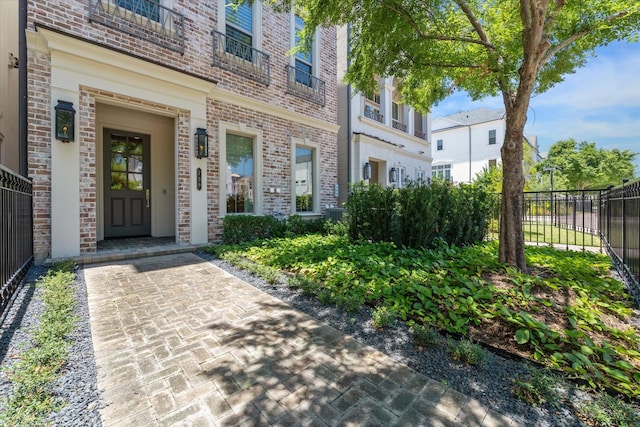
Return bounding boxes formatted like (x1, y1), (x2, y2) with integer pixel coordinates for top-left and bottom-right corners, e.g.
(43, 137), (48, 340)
(454, 0), (491, 46)
(540, 7), (638, 67)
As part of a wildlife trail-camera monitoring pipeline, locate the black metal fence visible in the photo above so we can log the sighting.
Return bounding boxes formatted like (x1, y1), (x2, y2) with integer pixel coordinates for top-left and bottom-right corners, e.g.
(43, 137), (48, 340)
(492, 190), (605, 252)
(599, 180), (640, 303)
(1, 165), (33, 314)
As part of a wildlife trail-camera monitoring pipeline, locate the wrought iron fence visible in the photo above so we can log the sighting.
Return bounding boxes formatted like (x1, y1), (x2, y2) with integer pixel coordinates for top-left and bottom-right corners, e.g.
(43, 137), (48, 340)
(1, 165), (33, 315)
(212, 30), (270, 86)
(88, 0), (185, 54)
(599, 180), (640, 303)
(285, 65), (326, 106)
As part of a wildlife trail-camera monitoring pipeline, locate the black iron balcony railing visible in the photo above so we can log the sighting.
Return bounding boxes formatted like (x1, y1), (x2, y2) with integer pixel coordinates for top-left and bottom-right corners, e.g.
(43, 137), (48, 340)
(392, 119), (407, 133)
(88, 0), (185, 54)
(285, 65), (326, 106)
(212, 30), (270, 86)
(414, 129), (427, 140)
(363, 105), (383, 123)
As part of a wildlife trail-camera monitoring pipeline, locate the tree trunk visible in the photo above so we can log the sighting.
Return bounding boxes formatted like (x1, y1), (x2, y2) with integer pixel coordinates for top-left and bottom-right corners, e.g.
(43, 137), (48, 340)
(499, 104), (527, 272)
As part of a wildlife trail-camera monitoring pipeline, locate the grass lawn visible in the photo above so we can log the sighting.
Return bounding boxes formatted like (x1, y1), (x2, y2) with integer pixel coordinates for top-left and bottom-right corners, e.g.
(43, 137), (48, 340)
(490, 221), (601, 247)
(206, 235), (640, 400)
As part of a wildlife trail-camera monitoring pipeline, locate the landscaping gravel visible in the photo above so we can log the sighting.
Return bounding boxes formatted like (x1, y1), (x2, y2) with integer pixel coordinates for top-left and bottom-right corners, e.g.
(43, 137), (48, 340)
(0, 266), (103, 427)
(2, 253), (635, 426)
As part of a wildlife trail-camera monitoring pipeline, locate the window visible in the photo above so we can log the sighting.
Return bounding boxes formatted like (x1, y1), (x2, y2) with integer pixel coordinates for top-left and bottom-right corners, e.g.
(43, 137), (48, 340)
(294, 14), (313, 86)
(291, 138), (319, 214)
(392, 102), (399, 121)
(489, 159), (497, 168)
(118, 0), (160, 21)
(437, 139), (443, 151)
(225, 134), (255, 214)
(295, 146), (313, 212)
(398, 166), (406, 187)
(489, 129), (497, 145)
(432, 164), (452, 181)
(219, 123), (263, 216)
(226, 1), (253, 59)
(417, 170), (426, 182)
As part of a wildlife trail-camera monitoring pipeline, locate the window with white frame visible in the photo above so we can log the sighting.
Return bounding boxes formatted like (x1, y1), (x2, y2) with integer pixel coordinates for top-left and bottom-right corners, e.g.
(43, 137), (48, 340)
(489, 129), (497, 145)
(291, 138), (319, 214)
(294, 14), (313, 86)
(416, 169), (426, 182)
(432, 164), (452, 181)
(226, 0), (253, 59)
(398, 166), (407, 187)
(219, 123), (263, 215)
(437, 139), (443, 151)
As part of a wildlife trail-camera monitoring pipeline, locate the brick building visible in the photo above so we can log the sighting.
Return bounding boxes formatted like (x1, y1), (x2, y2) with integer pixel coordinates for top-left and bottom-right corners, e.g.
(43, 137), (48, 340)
(23, 0), (338, 262)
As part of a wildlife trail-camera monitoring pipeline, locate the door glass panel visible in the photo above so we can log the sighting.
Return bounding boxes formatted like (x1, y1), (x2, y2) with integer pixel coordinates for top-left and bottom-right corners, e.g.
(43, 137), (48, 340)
(110, 135), (145, 191)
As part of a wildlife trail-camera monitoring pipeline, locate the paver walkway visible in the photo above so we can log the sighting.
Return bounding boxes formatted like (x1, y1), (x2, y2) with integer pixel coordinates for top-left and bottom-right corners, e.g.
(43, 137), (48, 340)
(85, 253), (520, 426)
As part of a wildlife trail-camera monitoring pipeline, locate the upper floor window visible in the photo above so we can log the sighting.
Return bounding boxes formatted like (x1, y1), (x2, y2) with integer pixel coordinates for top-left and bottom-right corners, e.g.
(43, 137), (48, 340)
(118, 0), (160, 21)
(489, 129), (497, 145)
(437, 139), (443, 151)
(226, 1), (253, 57)
(294, 14), (313, 86)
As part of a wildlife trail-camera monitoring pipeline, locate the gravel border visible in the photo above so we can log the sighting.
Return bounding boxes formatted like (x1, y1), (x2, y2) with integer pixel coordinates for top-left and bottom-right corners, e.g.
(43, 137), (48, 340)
(2, 252), (637, 427)
(0, 266), (103, 427)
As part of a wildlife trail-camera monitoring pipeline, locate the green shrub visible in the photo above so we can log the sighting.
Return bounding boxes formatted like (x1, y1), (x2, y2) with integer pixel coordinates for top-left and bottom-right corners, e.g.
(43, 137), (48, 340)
(371, 306), (398, 329)
(511, 366), (561, 407)
(578, 393), (640, 427)
(287, 274), (320, 295)
(222, 215), (286, 244)
(446, 338), (489, 367)
(286, 215), (327, 236)
(412, 324), (440, 347)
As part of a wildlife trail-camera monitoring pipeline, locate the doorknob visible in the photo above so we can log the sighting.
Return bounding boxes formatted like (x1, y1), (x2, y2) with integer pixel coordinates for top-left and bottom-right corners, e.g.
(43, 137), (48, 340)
(146, 189), (150, 208)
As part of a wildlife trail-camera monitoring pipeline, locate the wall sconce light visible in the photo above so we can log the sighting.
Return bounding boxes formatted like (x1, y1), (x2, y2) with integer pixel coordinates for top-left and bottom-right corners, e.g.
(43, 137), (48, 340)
(363, 162), (372, 180)
(54, 100), (75, 142)
(195, 127), (209, 158)
(389, 167), (398, 183)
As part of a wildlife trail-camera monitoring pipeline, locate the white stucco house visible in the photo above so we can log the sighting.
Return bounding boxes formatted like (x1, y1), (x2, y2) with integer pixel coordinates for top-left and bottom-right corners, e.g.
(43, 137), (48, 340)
(336, 26), (432, 204)
(431, 108), (507, 183)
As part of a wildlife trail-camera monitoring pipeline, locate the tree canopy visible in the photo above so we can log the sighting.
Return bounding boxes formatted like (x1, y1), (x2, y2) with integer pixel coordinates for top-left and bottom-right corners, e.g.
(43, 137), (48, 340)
(276, 0), (639, 270)
(538, 139), (637, 190)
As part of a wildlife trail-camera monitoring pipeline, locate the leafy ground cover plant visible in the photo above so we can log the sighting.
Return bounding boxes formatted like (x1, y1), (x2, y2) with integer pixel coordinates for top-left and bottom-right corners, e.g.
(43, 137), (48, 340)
(0, 261), (77, 426)
(446, 338), (490, 367)
(371, 306), (398, 329)
(578, 392), (640, 427)
(205, 236), (640, 399)
(512, 366), (561, 407)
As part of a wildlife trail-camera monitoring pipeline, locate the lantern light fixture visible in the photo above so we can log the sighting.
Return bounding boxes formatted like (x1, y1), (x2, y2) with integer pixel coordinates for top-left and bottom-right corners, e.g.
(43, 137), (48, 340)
(363, 162), (371, 180)
(389, 167), (398, 183)
(195, 127), (209, 159)
(54, 100), (75, 142)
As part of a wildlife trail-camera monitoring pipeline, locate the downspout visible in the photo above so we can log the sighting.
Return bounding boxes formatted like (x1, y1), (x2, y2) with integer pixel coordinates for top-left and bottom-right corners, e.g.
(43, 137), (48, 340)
(468, 125), (472, 182)
(19, 0), (27, 177)
(346, 23), (352, 186)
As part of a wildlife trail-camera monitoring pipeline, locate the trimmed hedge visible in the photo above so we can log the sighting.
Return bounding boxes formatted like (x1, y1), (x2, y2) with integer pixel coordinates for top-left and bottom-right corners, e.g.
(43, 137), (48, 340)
(222, 214), (330, 244)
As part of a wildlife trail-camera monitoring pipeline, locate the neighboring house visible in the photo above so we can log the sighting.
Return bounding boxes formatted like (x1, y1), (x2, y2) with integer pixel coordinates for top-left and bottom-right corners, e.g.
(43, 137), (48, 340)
(0, 0), (20, 173)
(336, 26), (431, 204)
(21, 0), (338, 262)
(431, 108), (507, 183)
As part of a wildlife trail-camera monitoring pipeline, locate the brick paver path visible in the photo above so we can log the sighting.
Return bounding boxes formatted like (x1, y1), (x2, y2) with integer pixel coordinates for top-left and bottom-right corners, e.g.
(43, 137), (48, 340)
(85, 253), (519, 426)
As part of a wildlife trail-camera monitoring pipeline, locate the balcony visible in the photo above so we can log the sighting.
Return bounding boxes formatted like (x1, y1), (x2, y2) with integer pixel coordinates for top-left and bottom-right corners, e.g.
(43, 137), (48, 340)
(363, 105), (383, 123)
(212, 30), (270, 86)
(392, 119), (407, 133)
(285, 65), (326, 106)
(414, 129), (427, 140)
(88, 0), (185, 54)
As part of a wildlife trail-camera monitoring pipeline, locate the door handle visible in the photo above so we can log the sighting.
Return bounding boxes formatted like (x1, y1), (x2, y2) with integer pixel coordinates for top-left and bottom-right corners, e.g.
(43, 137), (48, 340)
(146, 189), (150, 208)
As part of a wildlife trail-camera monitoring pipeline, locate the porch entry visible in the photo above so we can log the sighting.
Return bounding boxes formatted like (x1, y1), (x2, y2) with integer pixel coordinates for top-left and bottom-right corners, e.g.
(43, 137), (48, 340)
(103, 128), (151, 238)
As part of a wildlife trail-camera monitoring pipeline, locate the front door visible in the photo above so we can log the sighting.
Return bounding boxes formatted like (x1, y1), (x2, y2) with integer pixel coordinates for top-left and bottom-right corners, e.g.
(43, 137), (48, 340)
(104, 129), (151, 238)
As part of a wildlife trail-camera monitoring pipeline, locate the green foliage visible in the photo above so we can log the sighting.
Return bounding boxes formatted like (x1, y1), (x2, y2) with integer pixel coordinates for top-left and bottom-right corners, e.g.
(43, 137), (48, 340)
(211, 235), (640, 398)
(446, 338), (490, 367)
(0, 262), (77, 426)
(371, 306), (398, 329)
(538, 139), (637, 190)
(411, 323), (440, 347)
(222, 215), (286, 244)
(345, 180), (493, 249)
(512, 366), (561, 407)
(578, 393), (640, 427)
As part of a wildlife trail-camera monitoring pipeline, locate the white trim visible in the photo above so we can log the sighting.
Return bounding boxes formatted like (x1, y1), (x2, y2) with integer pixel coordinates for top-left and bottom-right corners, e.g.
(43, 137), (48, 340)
(289, 11), (320, 78)
(353, 133), (433, 162)
(210, 86), (339, 133)
(357, 115), (430, 147)
(290, 137), (320, 215)
(218, 121), (263, 217)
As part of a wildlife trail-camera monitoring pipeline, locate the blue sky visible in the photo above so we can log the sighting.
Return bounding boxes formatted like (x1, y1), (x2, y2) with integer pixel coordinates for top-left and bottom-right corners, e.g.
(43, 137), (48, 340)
(431, 40), (640, 171)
